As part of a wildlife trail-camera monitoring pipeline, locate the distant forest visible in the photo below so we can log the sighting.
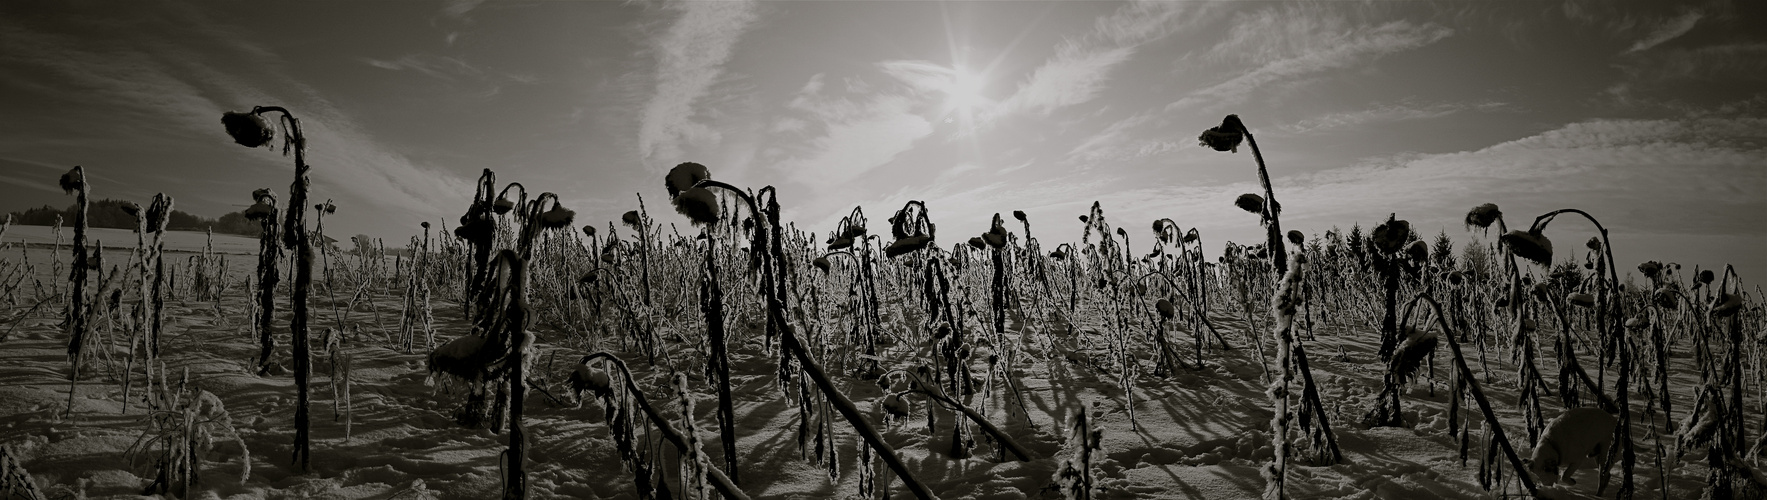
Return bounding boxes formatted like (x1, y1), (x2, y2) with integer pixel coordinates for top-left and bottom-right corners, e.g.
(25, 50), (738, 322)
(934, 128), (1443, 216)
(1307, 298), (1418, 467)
(5, 199), (261, 237)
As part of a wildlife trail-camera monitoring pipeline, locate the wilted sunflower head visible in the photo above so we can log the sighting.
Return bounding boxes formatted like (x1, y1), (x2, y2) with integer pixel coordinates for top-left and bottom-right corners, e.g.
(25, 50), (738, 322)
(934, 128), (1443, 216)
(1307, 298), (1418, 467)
(1464, 203), (1501, 230)
(672, 187), (720, 225)
(1287, 230), (1304, 246)
(1500, 229), (1554, 267)
(493, 197), (515, 215)
(885, 234), (932, 258)
(59, 167), (84, 194)
(120, 201), (142, 218)
(1013, 210), (1027, 222)
(1698, 270), (1715, 284)
(1184, 229), (1199, 244)
(243, 202), (277, 221)
(1585, 237), (1601, 251)
(1712, 292), (1743, 317)
(1155, 298), (1175, 319)
(221, 111), (274, 148)
(813, 256), (831, 272)
(1371, 217), (1411, 255)
(540, 203), (576, 230)
(1406, 240), (1429, 262)
(620, 210), (641, 227)
(421, 221), (431, 230)
(1198, 115), (1246, 153)
(967, 237), (985, 250)
(1638, 261), (1662, 280)
(829, 237), (854, 251)
(1234, 193), (1266, 216)
(581, 225), (596, 238)
(665, 162), (711, 199)
(1653, 287), (1678, 309)
(316, 201), (337, 214)
(1567, 293), (1595, 309)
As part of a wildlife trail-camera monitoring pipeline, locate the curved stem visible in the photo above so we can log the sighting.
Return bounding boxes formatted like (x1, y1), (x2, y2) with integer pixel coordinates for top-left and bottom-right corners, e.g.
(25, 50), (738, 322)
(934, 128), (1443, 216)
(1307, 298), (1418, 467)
(578, 353), (751, 500)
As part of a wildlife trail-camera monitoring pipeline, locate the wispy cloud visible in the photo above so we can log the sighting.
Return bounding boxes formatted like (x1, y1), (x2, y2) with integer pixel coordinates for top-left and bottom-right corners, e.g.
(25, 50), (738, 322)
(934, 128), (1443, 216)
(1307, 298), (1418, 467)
(0, 10), (474, 232)
(1280, 100), (1511, 134)
(1626, 10), (1701, 53)
(636, 0), (758, 165)
(1168, 12), (1452, 112)
(993, 1), (1197, 118)
(0, 173), (59, 195)
(773, 79), (933, 186)
(363, 54), (484, 81)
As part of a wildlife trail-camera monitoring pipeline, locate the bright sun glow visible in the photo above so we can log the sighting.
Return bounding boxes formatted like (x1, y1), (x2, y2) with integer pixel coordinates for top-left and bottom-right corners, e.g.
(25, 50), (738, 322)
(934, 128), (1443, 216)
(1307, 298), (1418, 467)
(942, 69), (987, 113)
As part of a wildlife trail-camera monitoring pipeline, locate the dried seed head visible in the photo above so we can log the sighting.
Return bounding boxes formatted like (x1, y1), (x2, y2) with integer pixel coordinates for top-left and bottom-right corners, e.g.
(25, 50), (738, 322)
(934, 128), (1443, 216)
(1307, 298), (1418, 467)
(885, 234), (932, 258)
(221, 111), (274, 148)
(1050, 249), (1067, 260)
(1198, 115), (1246, 153)
(493, 197), (515, 215)
(120, 201), (142, 218)
(582, 225), (596, 238)
(1013, 210), (1027, 222)
(1585, 237), (1601, 251)
(1464, 203), (1501, 230)
(882, 394), (910, 418)
(672, 187), (720, 225)
(968, 237), (985, 250)
(621, 210), (641, 227)
(1638, 261), (1662, 280)
(568, 364), (614, 399)
(1287, 230), (1304, 245)
(243, 202), (277, 221)
(1184, 229), (1199, 243)
(1712, 293), (1743, 317)
(421, 221), (431, 230)
(1234, 193), (1266, 216)
(1500, 229), (1554, 266)
(813, 256), (831, 272)
(841, 225), (867, 240)
(1155, 299), (1175, 319)
(829, 237), (854, 251)
(252, 188), (276, 205)
(59, 167), (84, 194)
(665, 162), (712, 198)
(1078, 215), (1089, 224)
(1371, 217), (1411, 255)
(1406, 240), (1429, 262)
(1567, 293), (1595, 309)
(982, 231), (1005, 249)
(1698, 270), (1715, 284)
(540, 204), (576, 229)
(1654, 287), (1678, 309)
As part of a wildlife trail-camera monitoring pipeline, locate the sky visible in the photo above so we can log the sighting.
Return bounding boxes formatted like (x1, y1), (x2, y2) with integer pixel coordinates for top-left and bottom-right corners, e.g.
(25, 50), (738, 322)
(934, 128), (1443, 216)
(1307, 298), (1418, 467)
(1, 0), (1763, 280)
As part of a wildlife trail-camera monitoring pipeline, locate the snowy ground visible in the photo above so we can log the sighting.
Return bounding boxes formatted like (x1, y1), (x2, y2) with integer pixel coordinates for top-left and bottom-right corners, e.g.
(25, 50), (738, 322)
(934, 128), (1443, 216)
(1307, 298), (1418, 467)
(0, 243), (1731, 499)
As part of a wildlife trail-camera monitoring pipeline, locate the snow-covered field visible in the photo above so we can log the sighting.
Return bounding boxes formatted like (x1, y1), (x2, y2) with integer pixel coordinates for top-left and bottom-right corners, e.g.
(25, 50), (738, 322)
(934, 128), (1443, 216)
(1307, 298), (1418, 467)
(0, 235), (1747, 500)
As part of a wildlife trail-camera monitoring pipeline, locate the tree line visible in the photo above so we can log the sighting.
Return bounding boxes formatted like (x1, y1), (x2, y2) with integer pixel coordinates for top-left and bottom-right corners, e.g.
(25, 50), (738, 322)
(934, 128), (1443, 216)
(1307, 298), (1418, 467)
(6, 199), (262, 237)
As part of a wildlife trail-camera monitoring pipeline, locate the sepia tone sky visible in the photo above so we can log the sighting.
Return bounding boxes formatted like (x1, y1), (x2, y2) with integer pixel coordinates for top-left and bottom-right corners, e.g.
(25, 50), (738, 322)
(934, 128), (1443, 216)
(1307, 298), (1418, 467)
(1, 0), (1762, 278)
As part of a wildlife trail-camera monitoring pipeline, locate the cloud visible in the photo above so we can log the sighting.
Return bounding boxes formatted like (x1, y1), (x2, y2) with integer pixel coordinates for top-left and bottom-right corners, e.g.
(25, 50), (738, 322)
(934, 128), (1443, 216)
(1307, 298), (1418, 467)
(0, 10), (474, 235)
(0, 172), (60, 195)
(363, 54), (484, 81)
(1280, 100), (1511, 134)
(774, 94), (932, 186)
(992, 2), (1197, 118)
(1064, 112), (1185, 166)
(1168, 15), (1453, 111)
(1627, 10), (1701, 53)
(997, 46), (1135, 117)
(636, 0), (758, 165)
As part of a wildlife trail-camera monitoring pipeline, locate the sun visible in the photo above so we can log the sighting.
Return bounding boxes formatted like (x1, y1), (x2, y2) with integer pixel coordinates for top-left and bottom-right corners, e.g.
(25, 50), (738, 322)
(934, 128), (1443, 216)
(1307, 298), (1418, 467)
(941, 68), (988, 115)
